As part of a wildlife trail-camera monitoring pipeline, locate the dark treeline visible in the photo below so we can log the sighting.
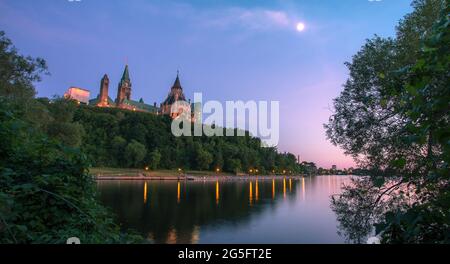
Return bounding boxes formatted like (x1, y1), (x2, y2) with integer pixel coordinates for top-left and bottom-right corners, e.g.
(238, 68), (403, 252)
(60, 103), (314, 174)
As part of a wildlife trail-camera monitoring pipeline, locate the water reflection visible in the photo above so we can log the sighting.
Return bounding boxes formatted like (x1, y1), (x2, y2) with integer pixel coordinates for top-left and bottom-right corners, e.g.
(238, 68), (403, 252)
(249, 181), (253, 206)
(302, 177), (306, 201)
(272, 179), (275, 200)
(216, 181), (220, 205)
(255, 180), (259, 202)
(177, 181), (181, 204)
(143, 181), (148, 204)
(98, 176), (351, 243)
(289, 178), (292, 193)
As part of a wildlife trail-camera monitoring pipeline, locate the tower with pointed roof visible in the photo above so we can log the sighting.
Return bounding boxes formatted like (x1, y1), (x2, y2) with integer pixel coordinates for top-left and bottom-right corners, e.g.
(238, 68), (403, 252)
(116, 65), (132, 107)
(98, 74), (109, 106)
(161, 72), (189, 118)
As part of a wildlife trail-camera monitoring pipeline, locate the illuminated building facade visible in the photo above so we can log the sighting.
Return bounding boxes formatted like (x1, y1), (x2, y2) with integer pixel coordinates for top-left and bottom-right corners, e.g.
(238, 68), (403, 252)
(64, 87), (90, 105)
(86, 65), (196, 119)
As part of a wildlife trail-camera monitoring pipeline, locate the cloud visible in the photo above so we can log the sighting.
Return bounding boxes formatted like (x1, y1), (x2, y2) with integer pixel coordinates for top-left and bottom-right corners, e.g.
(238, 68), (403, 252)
(262, 10), (291, 27)
(108, 1), (297, 33)
(201, 8), (295, 31)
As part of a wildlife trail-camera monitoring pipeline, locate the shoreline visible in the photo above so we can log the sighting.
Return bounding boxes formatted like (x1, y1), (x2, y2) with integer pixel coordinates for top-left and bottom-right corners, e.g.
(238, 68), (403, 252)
(94, 174), (310, 181)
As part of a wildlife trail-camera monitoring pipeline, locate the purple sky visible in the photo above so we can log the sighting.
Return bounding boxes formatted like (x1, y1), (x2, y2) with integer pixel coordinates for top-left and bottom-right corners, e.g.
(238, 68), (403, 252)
(0, 0), (413, 169)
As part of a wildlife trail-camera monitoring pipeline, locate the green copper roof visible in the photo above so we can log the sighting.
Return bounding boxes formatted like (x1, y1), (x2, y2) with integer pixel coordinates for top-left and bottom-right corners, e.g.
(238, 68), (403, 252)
(123, 99), (159, 113)
(89, 95), (115, 106)
(121, 65), (130, 81)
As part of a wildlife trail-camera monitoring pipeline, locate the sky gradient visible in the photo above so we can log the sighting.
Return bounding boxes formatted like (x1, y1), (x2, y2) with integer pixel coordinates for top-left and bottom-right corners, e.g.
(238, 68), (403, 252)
(0, 0), (413, 169)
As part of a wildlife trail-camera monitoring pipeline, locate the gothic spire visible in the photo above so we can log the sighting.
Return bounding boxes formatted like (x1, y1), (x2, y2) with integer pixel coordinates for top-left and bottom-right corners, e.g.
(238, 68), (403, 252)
(172, 70), (181, 89)
(121, 65), (130, 81)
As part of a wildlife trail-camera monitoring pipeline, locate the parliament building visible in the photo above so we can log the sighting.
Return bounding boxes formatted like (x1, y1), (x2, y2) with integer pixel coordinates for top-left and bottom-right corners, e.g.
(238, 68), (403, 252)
(69, 65), (194, 119)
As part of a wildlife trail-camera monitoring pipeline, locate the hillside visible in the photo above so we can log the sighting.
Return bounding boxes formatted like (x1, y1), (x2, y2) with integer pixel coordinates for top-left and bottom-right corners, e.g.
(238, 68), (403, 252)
(73, 105), (304, 174)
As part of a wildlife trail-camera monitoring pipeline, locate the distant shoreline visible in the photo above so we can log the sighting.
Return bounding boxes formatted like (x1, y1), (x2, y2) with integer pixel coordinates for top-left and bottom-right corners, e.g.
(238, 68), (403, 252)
(94, 174), (308, 181)
(90, 167), (311, 181)
(91, 167), (354, 181)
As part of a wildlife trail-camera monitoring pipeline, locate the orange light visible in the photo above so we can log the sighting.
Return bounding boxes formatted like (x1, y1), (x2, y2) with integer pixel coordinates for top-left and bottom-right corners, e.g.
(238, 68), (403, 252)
(143, 182), (148, 204)
(145, 166), (149, 171)
(272, 179), (275, 200)
(216, 181), (220, 205)
(255, 180), (259, 201)
(177, 181), (181, 203)
(249, 181), (253, 206)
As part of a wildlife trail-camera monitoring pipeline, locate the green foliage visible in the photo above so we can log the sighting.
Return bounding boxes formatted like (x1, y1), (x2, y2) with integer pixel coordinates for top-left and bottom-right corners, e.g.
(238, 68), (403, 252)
(0, 31), (47, 101)
(111, 136), (127, 167)
(73, 106), (303, 174)
(328, 0), (449, 243)
(0, 31), (141, 243)
(212, 150), (224, 170)
(195, 145), (213, 171)
(226, 159), (242, 174)
(376, 3), (450, 243)
(148, 149), (162, 170)
(0, 101), (140, 243)
(124, 140), (147, 167)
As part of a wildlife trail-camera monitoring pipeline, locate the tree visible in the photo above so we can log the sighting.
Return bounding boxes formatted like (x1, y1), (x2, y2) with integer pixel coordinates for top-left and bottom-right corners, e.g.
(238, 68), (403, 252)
(226, 159), (242, 174)
(212, 150), (224, 170)
(327, 0), (449, 243)
(46, 98), (85, 147)
(0, 31), (47, 101)
(149, 149), (162, 170)
(195, 145), (213, 171)
(0, 101), (143, 243)
(375, 5), (449, 243)
(124, 140), (147, 168)
(74, 105), (311, 174)
(111, 136), (127, 166)
(0, 31), (141, 243)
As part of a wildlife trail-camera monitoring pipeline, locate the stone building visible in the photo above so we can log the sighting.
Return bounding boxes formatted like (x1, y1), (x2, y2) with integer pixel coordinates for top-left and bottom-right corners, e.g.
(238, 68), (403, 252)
(64, 87), (90, 105)
(89, 65), (158, 113)
(160, 72), (193, 119)
(87, 65), (197, 119)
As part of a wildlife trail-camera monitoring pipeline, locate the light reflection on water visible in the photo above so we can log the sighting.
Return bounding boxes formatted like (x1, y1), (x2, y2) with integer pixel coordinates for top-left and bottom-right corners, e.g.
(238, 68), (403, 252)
(97, 175), (350, 244)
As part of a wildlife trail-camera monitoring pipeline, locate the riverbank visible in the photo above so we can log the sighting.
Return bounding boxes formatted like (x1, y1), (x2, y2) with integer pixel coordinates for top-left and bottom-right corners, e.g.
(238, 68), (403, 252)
(90, 167), (306, 181)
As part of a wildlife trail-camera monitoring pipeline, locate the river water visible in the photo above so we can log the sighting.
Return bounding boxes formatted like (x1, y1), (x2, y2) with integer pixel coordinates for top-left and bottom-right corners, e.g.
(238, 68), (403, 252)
(97, 175), (351, 243)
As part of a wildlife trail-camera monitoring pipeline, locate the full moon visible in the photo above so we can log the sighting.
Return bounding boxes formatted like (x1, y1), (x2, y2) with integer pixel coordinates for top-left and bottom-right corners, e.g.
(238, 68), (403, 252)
(296, 22), (305, 32)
